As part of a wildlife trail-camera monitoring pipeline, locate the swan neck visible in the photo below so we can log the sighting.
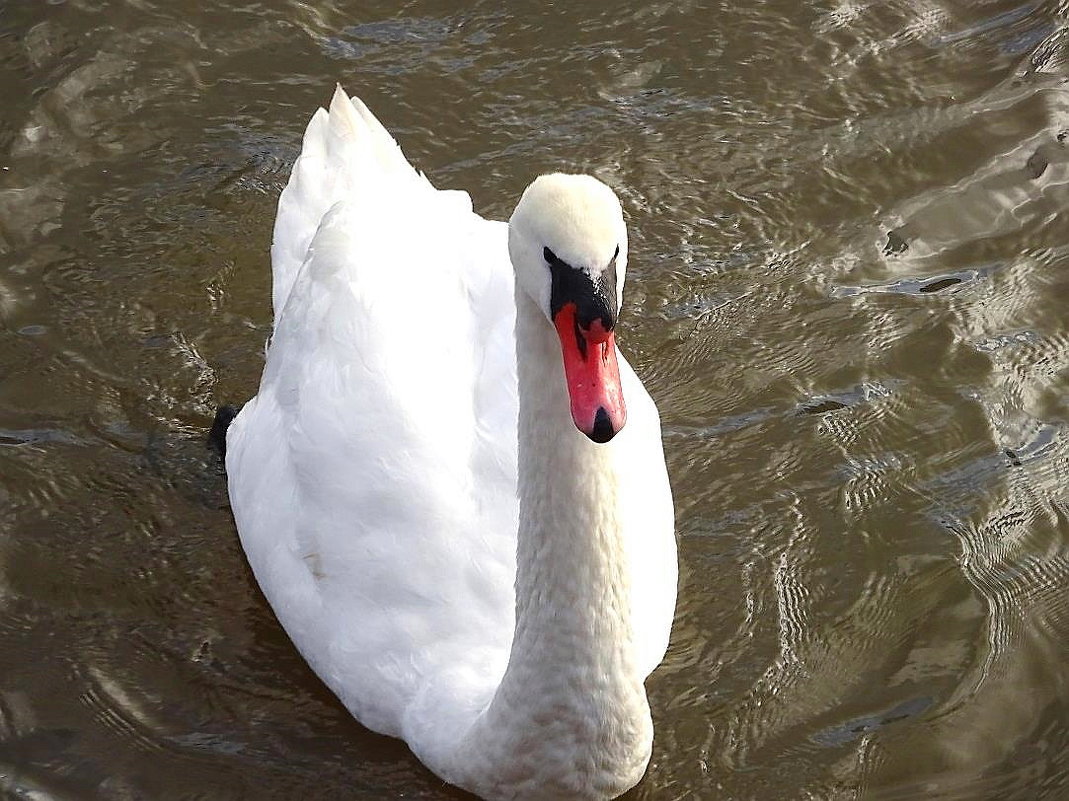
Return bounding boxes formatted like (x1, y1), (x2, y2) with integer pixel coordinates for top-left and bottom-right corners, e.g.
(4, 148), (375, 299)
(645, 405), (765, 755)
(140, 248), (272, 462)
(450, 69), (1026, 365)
(448, 290), (651, 799)
(512, 290), (637, 669)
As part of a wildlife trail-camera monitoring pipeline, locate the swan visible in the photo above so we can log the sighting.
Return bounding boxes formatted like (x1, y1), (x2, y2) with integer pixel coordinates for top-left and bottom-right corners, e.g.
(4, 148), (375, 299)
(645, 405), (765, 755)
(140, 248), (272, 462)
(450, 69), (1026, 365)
(222, 87), (677, 801)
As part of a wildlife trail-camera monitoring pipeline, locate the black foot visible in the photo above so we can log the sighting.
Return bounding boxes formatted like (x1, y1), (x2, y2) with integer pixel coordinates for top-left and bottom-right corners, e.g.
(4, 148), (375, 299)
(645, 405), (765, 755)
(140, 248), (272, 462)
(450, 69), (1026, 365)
(209, 404), (241, 460)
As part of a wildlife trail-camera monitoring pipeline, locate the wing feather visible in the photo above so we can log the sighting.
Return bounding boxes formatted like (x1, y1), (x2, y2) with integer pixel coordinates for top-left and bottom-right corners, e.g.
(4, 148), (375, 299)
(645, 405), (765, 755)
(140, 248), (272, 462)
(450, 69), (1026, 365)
(229, 92), (516, 737)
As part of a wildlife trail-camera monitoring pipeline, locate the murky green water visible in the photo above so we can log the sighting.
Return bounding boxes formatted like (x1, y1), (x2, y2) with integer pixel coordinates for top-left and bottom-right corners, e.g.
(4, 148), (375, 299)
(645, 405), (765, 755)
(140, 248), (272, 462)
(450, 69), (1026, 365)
(2, 1), (1068, 798)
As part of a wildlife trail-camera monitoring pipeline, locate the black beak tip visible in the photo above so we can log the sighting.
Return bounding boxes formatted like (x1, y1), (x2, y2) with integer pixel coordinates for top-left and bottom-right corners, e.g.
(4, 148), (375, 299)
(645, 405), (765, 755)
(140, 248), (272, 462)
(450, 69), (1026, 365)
(588, 407), (616, 444)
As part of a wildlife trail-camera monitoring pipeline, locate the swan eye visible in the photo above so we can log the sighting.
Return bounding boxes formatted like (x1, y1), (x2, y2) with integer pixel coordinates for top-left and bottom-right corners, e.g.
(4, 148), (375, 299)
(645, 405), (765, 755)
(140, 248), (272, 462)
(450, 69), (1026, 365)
(611, 245), (619, 264)
(544, 247), (562, 266)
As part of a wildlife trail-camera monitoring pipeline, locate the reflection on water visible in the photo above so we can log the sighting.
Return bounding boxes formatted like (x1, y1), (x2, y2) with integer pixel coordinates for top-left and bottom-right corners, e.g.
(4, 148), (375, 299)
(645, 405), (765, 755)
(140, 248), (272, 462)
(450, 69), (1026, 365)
(1, 0), (1068, 798)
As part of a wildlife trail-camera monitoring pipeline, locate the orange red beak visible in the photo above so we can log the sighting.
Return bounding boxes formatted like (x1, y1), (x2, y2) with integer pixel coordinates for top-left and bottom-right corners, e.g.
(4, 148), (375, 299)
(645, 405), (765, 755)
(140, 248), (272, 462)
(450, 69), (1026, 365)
(552, 302), (626, 443)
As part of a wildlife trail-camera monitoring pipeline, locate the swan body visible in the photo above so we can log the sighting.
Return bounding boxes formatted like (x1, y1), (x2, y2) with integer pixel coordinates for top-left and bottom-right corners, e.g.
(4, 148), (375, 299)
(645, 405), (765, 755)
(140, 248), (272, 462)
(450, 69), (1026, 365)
(225, 88), (677, 800)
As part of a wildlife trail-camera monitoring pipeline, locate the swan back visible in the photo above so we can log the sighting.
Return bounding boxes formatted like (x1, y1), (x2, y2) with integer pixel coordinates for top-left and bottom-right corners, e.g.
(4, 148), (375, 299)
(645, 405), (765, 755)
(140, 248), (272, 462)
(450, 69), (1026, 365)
(227, 89), (519, 738)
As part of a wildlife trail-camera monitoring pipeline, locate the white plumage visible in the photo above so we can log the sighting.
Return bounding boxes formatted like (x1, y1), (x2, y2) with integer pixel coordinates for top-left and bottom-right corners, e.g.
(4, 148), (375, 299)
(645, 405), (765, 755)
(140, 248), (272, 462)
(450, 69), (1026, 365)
(225, 87), (677, 800)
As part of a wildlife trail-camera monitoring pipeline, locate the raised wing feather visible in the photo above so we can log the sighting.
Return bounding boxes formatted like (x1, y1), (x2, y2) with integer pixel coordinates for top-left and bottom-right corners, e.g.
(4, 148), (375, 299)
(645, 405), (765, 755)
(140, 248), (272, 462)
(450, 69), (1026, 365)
(270, 87), (454, 318)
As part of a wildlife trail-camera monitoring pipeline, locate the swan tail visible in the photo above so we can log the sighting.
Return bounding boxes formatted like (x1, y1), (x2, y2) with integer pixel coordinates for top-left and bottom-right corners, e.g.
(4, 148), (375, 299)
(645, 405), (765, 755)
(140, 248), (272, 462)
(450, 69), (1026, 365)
(270, 87), (435, 318)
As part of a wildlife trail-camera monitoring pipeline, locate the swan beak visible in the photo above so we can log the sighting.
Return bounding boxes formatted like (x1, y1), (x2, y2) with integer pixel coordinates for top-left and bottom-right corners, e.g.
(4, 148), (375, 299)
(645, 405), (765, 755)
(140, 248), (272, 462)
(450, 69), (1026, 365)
(552, 303), (627, 443)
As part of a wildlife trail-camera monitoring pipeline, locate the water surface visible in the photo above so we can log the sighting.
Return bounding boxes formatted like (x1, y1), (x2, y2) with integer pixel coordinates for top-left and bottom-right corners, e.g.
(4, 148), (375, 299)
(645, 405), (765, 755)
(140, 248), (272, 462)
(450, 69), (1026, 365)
(2, 1), (1068, 798)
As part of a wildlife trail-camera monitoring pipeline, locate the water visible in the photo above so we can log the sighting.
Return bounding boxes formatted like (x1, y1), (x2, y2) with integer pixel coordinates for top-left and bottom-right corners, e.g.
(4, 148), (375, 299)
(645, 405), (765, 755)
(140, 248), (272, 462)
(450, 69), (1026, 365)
(2, 1), (1068, 798)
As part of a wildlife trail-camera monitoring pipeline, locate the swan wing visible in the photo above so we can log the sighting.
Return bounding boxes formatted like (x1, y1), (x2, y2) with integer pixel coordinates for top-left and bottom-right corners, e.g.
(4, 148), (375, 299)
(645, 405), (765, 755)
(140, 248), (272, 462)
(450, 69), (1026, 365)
(617, 357), (678, 678)
(226, 89), (518, 739)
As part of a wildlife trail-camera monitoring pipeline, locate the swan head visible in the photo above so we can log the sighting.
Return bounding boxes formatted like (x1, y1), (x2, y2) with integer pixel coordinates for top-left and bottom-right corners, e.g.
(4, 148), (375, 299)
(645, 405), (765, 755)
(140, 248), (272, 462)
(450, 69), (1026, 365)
(508, 173), (629, 443)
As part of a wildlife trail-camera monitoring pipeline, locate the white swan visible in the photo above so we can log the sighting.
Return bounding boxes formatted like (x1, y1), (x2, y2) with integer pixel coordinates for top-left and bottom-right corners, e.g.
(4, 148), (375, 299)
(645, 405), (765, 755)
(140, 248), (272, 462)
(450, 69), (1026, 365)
(224, 87), (677, 801)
